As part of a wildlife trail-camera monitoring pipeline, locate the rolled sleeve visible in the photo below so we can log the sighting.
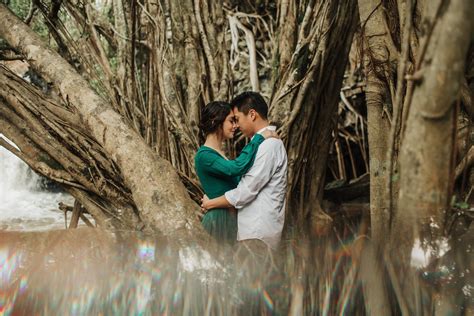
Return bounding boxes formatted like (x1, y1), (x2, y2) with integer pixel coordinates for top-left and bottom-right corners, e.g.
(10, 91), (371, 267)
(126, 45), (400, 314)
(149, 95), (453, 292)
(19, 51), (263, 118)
(225, 184), (258, 209)
(224, 190), (239, 208)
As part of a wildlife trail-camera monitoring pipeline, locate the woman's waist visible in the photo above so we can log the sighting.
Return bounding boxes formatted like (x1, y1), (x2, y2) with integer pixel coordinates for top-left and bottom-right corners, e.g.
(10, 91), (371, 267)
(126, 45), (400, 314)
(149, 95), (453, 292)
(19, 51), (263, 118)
(203, 207), (237, 218)
(204, 207), (233, 213)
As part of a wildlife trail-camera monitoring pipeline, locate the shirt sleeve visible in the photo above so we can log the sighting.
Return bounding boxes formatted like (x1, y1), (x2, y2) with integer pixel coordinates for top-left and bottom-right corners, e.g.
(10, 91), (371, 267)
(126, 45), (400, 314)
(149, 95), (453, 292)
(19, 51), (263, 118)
(225, 140), (278, 208)
(199, 134), (265, 177)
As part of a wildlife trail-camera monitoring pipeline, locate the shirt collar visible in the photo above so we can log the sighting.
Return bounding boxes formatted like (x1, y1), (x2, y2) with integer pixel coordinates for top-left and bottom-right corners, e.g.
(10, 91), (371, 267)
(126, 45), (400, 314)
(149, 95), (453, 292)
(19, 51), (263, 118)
(257, 125), (276, 134)
(252, 125), (276, 140)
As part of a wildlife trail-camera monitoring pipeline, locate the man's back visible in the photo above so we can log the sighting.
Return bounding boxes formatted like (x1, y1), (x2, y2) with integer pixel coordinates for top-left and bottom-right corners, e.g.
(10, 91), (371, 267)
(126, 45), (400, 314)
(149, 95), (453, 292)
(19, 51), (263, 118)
(225, 137), (288, 248)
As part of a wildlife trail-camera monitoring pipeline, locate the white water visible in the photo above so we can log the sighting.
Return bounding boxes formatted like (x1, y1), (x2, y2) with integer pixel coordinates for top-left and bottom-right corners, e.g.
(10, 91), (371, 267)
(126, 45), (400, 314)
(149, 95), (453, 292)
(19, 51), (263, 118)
(0, 137), (73, 231)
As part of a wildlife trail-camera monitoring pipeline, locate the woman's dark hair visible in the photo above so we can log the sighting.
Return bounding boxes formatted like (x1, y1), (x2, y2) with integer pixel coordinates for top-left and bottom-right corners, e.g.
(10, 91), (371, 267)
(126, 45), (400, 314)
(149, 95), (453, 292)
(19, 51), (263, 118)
(198, 101), (232, 144)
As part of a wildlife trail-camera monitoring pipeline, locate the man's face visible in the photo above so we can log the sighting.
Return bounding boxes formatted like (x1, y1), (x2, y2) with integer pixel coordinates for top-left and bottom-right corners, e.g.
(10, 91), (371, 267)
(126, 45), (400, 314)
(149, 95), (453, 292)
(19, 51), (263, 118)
(232, 107), (255, 138)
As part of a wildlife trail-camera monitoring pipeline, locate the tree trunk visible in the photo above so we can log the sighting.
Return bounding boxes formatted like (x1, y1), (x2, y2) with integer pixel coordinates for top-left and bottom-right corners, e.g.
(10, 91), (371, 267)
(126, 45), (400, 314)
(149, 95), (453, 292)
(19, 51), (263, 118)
(0, 65), (137, 229)
(0, 4), (204, 237)
(393, 0), (473, 312)
(269, 0), (359, 229)
(358, 0), (399, 244)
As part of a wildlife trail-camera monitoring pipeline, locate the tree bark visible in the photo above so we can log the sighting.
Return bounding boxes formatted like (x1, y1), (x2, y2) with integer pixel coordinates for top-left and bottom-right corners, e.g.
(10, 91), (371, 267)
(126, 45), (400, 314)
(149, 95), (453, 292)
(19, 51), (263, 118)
(393, 0), (473, 312)
(0, 64), (138, 229)
(358, 0), (398, 244)
(0, 4), (204, 237)
(269, 0), (359, 228)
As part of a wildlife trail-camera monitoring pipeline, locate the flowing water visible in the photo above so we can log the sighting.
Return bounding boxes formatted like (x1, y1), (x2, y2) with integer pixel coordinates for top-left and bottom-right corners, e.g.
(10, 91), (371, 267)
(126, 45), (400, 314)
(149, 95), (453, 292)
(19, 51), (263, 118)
(0, 142), (73, 231)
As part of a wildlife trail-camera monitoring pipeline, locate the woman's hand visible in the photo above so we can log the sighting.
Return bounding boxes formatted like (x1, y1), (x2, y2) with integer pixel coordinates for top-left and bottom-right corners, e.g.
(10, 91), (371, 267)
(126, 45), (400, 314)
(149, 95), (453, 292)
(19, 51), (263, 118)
(200, 195), (232, 212)
(200, 194), (210, 213)
(262, 129), (279, 139)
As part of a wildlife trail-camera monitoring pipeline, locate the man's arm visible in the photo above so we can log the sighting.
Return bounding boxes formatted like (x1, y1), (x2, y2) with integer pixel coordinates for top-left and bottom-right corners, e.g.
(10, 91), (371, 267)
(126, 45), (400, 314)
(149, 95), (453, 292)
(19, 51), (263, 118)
(201, 194), (232, 210)
(226, 140), (279, 208)
(201, 139), (281, 211)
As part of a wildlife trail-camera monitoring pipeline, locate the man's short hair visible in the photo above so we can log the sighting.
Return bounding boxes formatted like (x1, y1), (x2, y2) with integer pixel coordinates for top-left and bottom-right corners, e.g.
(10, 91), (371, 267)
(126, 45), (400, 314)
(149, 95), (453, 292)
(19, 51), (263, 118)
(231, 91), (268, 120)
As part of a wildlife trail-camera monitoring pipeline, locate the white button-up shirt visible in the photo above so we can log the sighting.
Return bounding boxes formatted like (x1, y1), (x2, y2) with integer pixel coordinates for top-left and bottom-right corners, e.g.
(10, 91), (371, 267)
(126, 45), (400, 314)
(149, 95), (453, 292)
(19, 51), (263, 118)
(225, 126), (288, 249)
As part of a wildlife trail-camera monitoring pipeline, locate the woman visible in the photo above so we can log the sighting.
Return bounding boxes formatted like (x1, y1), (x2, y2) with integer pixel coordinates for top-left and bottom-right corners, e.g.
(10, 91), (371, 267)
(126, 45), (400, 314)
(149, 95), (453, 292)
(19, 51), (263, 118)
(195, 101), (275, 243)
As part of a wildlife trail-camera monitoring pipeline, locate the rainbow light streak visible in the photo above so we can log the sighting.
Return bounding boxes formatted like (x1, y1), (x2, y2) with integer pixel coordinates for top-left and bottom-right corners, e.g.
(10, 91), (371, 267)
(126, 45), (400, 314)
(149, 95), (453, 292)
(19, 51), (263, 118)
(336, 264), (358, 315)
(0, 248), (22, 287)
(134, 271), (152, 315)
(18, 276), (27, 294)
(262, 289), (274, 311)
(137, 242), (156, 262)
(106, 275), (125, 303)
(0, 248), (24, 316)
(151, 266), (162, 282)
(173, 288), (182, 306)
(0, 292), (16, 316)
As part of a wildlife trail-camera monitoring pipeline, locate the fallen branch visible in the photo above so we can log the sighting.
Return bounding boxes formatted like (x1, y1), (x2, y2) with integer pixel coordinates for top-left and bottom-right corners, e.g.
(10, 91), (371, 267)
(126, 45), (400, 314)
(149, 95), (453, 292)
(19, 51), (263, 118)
(59, 202), (95, 228)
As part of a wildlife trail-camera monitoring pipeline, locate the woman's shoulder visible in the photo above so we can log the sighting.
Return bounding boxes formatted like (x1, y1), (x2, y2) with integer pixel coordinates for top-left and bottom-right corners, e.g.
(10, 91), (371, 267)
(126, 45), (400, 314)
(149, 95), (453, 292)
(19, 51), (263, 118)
(196, 145), (216, 156)
(195, 146), (220, 164)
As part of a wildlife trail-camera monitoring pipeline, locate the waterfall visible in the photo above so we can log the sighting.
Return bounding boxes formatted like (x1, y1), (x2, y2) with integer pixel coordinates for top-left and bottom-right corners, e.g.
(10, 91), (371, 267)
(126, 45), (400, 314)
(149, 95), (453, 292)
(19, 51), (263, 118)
(0, 135), (73, 231)
(0, 141), (39, 194)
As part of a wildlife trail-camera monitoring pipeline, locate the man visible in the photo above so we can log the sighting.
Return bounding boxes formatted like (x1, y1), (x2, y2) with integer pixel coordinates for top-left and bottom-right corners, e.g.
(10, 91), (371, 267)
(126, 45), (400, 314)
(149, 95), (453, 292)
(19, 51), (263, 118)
(201, 91), (288, 250)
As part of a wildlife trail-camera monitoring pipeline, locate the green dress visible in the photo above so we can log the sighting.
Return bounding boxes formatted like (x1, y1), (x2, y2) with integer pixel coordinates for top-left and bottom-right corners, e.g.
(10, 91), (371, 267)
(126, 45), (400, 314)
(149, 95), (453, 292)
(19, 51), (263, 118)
(194, 134), (265, 243)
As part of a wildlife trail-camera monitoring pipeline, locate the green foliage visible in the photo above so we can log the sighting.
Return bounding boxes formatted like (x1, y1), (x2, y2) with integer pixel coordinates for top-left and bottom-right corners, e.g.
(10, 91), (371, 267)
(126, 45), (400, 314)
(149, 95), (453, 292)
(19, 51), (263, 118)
(7, 0), (49, 40)
(455, 201), (469, 210)
(451, 195), (470, 209)
(31, 13), (49, 40)
(109, 56), (118, 72)
(6, 0), (30, 19)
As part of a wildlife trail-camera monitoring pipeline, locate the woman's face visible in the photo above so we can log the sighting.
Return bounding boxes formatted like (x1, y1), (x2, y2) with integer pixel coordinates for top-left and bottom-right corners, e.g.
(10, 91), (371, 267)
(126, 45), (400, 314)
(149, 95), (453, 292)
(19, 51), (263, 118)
(221, 112), (237, 139)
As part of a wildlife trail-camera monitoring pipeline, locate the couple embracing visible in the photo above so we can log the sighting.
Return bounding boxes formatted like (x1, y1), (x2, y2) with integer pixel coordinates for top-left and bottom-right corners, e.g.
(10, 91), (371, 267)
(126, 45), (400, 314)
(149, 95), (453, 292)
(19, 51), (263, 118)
(195, 91), (288, 251)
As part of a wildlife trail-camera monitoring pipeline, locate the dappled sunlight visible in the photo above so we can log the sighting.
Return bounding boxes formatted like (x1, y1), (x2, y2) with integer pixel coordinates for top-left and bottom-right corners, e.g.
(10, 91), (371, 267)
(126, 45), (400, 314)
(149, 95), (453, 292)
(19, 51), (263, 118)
(411, 237), (451, 269)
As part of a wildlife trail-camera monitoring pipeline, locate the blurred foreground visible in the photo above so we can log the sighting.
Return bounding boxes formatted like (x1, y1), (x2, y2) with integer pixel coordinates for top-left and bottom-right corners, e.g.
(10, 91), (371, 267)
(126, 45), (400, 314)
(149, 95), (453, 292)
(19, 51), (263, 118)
(1, 226), (472, 315)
